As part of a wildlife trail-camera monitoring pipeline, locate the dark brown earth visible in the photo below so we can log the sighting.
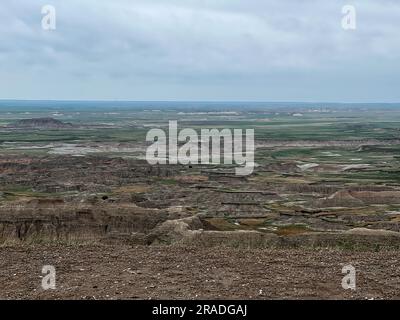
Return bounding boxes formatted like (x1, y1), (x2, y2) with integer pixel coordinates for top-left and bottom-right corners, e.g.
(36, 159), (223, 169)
(1, 245), (399, 300)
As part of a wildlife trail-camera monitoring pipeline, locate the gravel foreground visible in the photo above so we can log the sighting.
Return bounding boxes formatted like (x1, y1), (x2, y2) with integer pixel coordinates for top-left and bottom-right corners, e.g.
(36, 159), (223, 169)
(0, 245), (399, 300)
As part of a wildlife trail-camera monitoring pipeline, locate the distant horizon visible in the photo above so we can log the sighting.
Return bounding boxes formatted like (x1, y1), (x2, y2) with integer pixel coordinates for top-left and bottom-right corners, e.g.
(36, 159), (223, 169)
(1, 99), (400, 105)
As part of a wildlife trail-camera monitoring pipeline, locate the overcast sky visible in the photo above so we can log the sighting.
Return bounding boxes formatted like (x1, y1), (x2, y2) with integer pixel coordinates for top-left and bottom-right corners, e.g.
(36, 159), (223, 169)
(0, 0), (399, 102)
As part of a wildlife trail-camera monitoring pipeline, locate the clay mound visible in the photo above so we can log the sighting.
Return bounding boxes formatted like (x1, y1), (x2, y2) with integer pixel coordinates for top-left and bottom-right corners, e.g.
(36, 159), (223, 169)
(320, 190), (364, 207)
(151, 218), (400, 249)
(328, 190), (355, 200)
(147, 216), (204, 245)
(349, 191), (400, 204)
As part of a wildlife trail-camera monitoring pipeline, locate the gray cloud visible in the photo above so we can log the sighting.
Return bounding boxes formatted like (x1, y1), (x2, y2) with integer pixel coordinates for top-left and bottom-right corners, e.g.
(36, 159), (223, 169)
(0, 0), (399, 102)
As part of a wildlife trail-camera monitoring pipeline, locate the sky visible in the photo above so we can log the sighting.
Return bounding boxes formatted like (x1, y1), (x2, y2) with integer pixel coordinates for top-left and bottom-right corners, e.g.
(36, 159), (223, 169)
(0, 0), (399, 102)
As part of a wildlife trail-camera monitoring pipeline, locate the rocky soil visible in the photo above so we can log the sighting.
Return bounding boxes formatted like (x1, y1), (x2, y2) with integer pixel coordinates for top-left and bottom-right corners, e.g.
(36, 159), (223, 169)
(0, 245), (399, 300)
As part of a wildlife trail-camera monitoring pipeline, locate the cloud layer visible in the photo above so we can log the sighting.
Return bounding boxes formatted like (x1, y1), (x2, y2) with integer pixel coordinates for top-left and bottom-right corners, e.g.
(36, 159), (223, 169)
(0, 0), (399, 102)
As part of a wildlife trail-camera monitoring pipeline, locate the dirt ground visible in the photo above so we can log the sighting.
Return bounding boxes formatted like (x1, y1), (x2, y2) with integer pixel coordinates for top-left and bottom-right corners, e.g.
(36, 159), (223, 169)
(0, 245), (399, 300)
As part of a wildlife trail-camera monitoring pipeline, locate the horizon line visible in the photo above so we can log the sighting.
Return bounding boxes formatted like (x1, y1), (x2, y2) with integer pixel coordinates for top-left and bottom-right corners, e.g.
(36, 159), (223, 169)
(1, 99), (400, 105)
